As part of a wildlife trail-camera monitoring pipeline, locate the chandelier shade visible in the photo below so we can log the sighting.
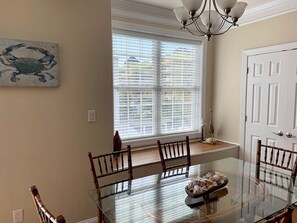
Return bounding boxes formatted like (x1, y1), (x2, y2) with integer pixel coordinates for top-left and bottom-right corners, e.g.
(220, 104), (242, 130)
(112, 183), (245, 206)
(181, 0), (204, 13)
(216, 0), (237, 11)
(173, 0), (248, 40)
(173, 7), (189, 25)
(230, 2), (248, 18)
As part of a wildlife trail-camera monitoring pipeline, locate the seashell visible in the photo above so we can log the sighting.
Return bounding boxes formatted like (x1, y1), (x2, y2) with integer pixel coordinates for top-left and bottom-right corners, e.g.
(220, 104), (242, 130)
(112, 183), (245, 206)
(193, 185), (201, 193)
(194, 185), (200, 191)
(206, 172), (212, 178)
(192, 180), (199, 186)
(212, 174), (221, 182)
(203, 137), (217, 145)
(219, 179), (225, 185)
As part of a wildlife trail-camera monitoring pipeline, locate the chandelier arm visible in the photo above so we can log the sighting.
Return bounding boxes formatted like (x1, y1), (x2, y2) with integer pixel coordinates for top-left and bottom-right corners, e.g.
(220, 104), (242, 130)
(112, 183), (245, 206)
(211, 24), (234, 36)
(185, 27), (205, 36)
(218, 19), (226, 30)
(211, 19), (225, 34)
(193, 20), (208, 35)
(218, 14), (233, 25)
(185, 18), (199, 27)
(208, 0), (211, 29)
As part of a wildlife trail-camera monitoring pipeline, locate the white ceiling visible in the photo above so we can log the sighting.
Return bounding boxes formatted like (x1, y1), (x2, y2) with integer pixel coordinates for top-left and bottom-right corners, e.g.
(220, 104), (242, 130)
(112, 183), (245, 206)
(128, 0), (274, 10)
(112, 0), (297, 27)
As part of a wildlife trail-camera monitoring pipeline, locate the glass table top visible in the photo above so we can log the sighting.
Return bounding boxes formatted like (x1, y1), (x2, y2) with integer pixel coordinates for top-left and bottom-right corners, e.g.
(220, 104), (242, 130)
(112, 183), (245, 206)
(88, 157), (297, 223)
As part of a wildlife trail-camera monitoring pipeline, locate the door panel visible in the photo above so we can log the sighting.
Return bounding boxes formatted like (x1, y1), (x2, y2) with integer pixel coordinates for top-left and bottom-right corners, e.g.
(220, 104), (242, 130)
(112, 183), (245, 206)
(267, 83), (279, 126)
(251, 83), (262, 124)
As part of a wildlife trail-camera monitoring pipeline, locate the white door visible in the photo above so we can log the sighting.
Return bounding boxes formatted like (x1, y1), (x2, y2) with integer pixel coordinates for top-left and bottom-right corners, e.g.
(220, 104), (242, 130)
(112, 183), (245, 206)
(244, 50), (295, 163)
(283, 50), (297, 154)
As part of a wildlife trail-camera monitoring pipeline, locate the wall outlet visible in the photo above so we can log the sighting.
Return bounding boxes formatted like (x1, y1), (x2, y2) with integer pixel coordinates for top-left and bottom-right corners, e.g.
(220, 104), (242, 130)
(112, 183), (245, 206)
(13, 209), (23, 223)
(88, 110), (96, 123)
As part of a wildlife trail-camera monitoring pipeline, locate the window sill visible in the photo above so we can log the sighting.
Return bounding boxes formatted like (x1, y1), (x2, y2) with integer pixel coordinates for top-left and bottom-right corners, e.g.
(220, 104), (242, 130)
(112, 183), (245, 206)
(123, 132), (201, 149)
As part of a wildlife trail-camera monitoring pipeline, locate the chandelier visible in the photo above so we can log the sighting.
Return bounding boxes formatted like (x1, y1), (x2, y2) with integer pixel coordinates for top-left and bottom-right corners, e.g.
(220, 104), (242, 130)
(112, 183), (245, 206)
(173, 0), (248, 40)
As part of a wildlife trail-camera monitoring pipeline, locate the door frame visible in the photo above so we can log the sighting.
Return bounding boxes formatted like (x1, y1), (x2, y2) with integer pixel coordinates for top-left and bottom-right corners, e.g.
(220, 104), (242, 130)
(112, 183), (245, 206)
(240, 41), (297, 160)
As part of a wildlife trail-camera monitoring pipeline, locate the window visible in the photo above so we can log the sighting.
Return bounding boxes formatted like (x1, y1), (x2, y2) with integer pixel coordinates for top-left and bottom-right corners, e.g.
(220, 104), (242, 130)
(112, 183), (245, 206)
(113, 29), (202, 143)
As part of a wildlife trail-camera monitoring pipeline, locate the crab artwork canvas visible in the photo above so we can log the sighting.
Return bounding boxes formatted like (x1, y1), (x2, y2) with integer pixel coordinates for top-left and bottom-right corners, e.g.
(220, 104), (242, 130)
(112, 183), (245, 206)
(0, 38), (59, 87)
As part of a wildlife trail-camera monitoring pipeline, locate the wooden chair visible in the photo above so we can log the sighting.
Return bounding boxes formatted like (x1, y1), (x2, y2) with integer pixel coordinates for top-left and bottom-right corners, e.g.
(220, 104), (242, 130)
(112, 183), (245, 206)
(88, 146), (133, 223)
(29, 185), (66, 223)
(157, 136), (191, 173)
(264, 205), (294, 223)
(256, 140), (297, 189)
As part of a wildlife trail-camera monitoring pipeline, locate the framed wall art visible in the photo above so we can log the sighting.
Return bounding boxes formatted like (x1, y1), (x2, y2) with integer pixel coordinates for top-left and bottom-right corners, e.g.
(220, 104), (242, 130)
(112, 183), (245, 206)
(0, 38), (59, 87)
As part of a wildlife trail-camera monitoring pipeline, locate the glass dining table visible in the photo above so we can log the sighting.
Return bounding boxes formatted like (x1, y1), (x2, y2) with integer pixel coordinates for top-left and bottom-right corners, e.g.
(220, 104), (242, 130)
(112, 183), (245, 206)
(88, 157), (297, 223)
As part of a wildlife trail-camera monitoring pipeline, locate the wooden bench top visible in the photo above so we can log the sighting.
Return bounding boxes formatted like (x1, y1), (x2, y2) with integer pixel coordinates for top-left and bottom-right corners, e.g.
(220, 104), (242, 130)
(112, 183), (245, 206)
(131, 141), (238, 167)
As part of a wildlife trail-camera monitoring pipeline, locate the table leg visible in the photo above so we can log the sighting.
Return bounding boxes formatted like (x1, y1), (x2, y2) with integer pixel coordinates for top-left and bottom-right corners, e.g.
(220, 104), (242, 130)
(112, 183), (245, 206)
(203, 194), (211, 214)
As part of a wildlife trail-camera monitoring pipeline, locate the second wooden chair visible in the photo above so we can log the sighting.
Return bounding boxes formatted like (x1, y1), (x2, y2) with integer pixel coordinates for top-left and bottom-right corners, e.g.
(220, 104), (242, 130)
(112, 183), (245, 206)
(157, 136), (191, 173)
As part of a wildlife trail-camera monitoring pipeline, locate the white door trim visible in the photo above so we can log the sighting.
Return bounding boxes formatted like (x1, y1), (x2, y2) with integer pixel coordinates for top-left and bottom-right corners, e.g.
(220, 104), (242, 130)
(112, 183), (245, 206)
(240, 41), (297, 160)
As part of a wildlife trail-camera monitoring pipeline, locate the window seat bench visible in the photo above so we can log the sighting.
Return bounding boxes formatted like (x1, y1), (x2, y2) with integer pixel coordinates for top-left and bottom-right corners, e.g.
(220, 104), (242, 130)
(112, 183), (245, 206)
(131, 141), (239, 178)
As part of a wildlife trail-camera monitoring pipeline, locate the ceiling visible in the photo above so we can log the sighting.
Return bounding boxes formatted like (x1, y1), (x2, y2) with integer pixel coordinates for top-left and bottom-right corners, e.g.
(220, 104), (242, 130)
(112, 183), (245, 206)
(128, 0), (274, 10)
(112, 0), (297, 26)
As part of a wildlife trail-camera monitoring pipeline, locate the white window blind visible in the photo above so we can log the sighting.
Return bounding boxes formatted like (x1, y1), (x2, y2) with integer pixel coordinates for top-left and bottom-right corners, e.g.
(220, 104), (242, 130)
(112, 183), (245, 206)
(113, 29), (202, 141)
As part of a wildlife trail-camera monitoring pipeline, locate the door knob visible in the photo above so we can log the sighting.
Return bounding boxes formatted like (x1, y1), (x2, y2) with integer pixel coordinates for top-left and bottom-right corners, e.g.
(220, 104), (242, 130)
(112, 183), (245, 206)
(286, 132), (295, 138)
(272, 131), (284, 136)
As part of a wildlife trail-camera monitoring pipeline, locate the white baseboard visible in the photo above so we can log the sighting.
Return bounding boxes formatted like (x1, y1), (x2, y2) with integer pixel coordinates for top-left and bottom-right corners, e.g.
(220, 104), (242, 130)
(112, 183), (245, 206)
(77, 217), (97, 223)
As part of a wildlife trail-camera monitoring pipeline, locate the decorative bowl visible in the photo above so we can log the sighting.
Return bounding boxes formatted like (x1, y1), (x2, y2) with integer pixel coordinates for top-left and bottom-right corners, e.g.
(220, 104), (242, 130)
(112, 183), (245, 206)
(185, 171), (229, 198)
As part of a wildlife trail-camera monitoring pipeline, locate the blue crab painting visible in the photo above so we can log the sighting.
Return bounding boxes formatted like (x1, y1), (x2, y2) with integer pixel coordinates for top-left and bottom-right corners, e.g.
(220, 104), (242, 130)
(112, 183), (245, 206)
(0, 39), (58, 87)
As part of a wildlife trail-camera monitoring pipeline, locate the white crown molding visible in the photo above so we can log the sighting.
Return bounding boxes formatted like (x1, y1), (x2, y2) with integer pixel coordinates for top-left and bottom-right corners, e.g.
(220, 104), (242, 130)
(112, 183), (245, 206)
(111, 0), (179, 27)
(112, 20), (207, 43)
(112, 0), (297, 28)
(240, 0), (297, 25)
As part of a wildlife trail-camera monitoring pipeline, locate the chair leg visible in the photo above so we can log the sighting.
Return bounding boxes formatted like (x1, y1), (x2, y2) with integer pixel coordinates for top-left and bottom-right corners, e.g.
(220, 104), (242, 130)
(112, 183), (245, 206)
(97, 207), (109, 223)
(98, 208), (102, 223)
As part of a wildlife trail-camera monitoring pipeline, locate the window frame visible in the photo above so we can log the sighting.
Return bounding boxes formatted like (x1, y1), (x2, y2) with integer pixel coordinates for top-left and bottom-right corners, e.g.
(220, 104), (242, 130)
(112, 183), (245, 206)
(112, 20), (208, 148)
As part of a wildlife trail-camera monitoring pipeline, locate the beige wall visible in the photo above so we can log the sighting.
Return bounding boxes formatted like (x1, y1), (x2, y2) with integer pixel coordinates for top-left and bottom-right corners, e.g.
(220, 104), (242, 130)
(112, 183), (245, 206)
(212, 11), (297, 143)
(3, 1), (296, 222)
(0, 0), (113, 222)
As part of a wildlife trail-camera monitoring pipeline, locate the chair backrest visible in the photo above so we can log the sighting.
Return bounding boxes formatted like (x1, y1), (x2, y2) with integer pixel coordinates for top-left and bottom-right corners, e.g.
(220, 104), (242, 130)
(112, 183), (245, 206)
(265, 205), (293, 223)
(256, 140), (297, 188)
(157, 136), (191, 173)
(29, 186), (66, 223)
(88, 146), (133, 198)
